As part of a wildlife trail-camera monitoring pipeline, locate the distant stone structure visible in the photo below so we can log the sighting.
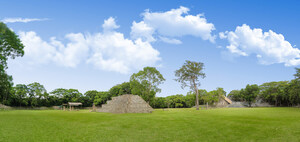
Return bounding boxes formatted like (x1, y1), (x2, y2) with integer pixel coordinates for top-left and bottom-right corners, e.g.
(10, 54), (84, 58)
(215, 96), (232, 107)
(228, 102), (246, 108)
(97, 94), (153, 113)
(227, 98), (273, 108)
(0, 104), (11, 109)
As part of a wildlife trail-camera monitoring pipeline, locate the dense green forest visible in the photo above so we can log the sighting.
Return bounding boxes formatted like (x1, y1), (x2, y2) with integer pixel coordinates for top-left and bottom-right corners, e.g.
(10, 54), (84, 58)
(1, 68), (300, 108)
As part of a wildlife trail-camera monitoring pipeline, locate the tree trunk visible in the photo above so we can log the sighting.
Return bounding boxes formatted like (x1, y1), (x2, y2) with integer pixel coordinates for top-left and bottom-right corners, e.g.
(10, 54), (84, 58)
(192, 79), (199, 110)
(195, 86), (199, 110)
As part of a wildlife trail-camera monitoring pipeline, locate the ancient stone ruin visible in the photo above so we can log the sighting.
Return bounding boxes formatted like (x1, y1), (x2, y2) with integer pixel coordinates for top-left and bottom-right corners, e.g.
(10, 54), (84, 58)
(0, 104), (10, 109)
(215, 96), (232, 107)
(97, 94), (153, 113)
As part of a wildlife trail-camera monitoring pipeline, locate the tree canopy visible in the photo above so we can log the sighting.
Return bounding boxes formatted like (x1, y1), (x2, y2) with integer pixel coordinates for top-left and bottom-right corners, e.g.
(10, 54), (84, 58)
(0, 22), (24, 105)
(130, 67), (165, 103)
(175, 60), (205, 110)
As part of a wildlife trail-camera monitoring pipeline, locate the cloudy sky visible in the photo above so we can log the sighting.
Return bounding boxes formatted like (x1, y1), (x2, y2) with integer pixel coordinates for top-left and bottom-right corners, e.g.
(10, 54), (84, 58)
(1, 0), (300, 96)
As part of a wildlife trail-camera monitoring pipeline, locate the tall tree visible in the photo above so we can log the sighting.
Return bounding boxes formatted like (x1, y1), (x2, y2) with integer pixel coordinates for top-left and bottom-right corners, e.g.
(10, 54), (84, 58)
(0, 22), (24, 105)
(130, 67), (165, 103)
(0, 70), (13, 105)
(0, 22), (24, 69)
(175, 60), (205, 110)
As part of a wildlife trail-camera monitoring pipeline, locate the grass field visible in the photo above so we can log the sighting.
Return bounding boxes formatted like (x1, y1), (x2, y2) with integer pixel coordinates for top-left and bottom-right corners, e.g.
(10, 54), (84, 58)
(0, 108), (300, 142)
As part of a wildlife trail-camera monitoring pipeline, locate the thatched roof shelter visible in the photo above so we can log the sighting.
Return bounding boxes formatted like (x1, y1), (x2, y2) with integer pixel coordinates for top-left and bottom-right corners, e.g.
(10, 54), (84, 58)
(62, 102), (83, 111)
(68, 102), (82, 106)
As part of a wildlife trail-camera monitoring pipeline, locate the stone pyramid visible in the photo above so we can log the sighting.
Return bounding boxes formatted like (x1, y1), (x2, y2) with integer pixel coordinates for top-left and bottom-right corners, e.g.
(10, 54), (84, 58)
(97, 94), (153, 113)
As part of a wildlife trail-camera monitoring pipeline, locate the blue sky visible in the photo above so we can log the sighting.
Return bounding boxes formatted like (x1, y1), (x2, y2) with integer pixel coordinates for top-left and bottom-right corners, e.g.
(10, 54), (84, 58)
(1, 0), (300, 97)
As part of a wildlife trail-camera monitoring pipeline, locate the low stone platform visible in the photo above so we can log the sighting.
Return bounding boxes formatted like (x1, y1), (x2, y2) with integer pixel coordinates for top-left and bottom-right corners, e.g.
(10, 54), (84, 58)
(0, 104), (11, 109)
(97, 94), (153, 113)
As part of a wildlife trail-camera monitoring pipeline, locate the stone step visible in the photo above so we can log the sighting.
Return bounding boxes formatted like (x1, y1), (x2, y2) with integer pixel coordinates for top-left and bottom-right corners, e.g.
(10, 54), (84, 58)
(111, 97), (118, 101)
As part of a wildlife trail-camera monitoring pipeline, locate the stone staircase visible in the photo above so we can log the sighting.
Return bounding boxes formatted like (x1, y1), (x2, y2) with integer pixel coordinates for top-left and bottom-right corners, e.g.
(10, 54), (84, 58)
(97, 94), (153, 113)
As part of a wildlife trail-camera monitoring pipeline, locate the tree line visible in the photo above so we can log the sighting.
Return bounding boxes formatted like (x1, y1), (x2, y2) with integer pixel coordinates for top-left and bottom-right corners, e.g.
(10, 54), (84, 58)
(4, 68), (300, 108)
(1, 80), (228, 108)
(228, 69), (300, 107)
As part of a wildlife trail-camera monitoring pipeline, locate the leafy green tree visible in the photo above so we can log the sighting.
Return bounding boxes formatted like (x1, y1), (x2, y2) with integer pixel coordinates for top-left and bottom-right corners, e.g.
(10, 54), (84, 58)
(109, 82), (131, 97)
(242, 84), (260, 107)
(203, 90), (219, 105)
(0, 71), (13, 105)
(228, 90), (243, 101)
(202, 87), (226, 106)
(166, 97), (172, 108)
(27, 82), (47, 107)
(216, 87), (226, 97)
(50, 88), (83, 105)
(94, 91), (110, 106)
(50, 88), (67, 105)
(65, 89), (83, 103)
(185, 91), (196, 108)
(286, 79), (300, 106)
(260, 81), (288, 106)
(151, 97), (167, 108)
(185, 89), (207, 107)
(285, 68), (300, 106)
(166, 94), (186, 108)
(50, 88), (67, 98)
(175, 60), (205, 110)
(84, 90), (99, 106)
(0, 22), (24, 104)
(14, 84), (29, 106)
(0, 22), (24, 67)
(294, 68), (300, 80)
(130, 67), (165, 103)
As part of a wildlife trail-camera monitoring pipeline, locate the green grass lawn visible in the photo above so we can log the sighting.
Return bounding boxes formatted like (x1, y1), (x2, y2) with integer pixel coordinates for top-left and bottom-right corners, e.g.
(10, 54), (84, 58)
(0, 108), (300, 142)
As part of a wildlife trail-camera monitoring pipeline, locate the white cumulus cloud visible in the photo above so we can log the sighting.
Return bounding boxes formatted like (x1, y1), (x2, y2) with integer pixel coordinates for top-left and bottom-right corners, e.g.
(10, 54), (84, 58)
(131, 6), (216, 44)
(102, 17), (120, 32)
(19, 32), (89, 67)
(18, 17), (161, 73)
(2, 18), (48, 23)
(220, 24), (300, 66)
(18, 31), (57, 65)
(159, 36), (182, 44)
(130, 21), (155, 42)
